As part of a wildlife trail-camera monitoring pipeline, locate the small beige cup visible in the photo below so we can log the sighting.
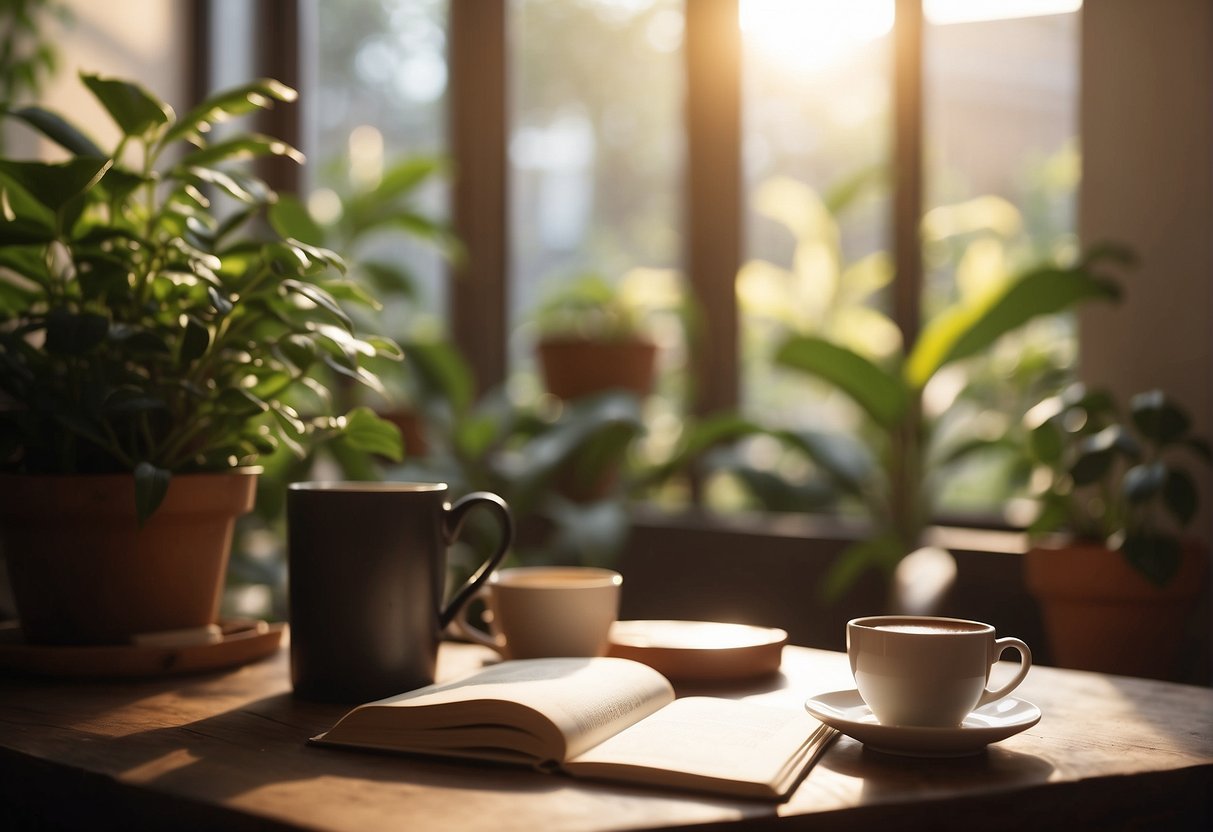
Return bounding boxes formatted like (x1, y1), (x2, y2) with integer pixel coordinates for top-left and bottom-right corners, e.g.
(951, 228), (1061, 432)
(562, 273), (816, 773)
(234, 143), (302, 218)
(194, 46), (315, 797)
(452, 567), (622, 659)
(847, 615), (1032, 727)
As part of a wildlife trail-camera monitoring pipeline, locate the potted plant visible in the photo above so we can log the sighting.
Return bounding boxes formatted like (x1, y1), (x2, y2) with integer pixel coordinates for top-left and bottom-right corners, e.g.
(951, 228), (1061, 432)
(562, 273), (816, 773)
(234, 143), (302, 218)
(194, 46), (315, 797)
(269, 151), (464, 459)
(0, 73), (401, 644)
(1021, 385), (1210, 679)
(533, 272), (661, 401)
(772, 245), (1127, 605)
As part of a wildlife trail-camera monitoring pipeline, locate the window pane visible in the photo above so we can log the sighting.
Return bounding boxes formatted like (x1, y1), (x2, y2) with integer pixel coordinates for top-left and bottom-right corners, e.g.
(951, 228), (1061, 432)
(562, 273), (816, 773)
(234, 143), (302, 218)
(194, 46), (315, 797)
(923, 7), (1080, 516)
(508, 0), (686, 396)
(310, 0), (450, 336)
(735, 0), (893, 510)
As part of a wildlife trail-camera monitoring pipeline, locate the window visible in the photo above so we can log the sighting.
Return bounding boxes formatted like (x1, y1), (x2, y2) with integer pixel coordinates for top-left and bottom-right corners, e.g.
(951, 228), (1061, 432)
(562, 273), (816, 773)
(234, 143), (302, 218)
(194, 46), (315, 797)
(217, 0), (1083, 525)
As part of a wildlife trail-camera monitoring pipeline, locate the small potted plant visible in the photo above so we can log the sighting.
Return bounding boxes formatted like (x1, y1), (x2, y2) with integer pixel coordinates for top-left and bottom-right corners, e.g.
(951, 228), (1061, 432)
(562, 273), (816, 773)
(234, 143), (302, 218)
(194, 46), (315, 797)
(533, 272), (660, 401)
(0, 73), (401, 644)
(1021, 385), (1210, 679)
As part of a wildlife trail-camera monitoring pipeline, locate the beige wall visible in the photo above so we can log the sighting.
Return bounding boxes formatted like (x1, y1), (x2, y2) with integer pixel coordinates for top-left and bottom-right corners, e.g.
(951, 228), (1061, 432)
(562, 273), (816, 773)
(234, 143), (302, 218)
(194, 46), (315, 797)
(6, 0), (190, 157)
(1079, 0), (1213, 542)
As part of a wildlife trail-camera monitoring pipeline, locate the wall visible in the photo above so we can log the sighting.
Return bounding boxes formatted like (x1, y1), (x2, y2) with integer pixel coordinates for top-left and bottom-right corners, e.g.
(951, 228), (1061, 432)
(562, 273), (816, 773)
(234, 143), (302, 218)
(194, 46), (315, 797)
(4, 0), (190, 156)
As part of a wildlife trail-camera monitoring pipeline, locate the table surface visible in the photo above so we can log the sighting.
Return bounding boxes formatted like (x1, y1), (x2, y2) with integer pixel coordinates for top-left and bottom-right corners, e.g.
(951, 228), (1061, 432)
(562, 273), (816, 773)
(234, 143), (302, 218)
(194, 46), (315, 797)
(1, 638), (1211, 832)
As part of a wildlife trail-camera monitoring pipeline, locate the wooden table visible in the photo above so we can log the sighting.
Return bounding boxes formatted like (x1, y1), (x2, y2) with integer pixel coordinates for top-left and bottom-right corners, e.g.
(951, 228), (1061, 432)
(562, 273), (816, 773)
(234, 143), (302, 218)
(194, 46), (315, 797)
(1, 640), (1210, 831)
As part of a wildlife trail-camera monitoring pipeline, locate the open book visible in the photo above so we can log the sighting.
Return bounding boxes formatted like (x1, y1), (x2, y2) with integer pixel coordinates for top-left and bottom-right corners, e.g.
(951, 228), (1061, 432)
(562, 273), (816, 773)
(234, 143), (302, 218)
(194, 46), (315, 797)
(312, 657), (835, 801)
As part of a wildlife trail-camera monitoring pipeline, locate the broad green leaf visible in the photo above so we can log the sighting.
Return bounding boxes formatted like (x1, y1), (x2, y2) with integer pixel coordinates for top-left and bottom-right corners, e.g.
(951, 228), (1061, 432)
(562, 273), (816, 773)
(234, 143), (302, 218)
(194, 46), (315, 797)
(268, 194), (326, 246)
(906, 265), (1121, 388)
(357, 260), (419, 297)
(0, 157), (112, 214)
(1129, 390), (1189, 444)
(161, 79), (297, 147)
(774, 428), (875, 499)
(405, 340), (475, 414)
(340, 406), (404, 462)
(134, 462), (172, 526)
(180, 317), (211, 364)
(1029, 421), (1064, 465)
(776, 335), (907, 429)
(4, 105), (105, 156)
(216, 387), (269, 416)
(1028, 491), (1070, 536)
(1162, 468), (1198, 527)
(373, 155), (448, 199)
(280, 279), (351, 328)
(821, 534), (902, 599)
(1120, 534), (1181, 586)
(81, 73), (172, 138)
(1122, 462), (1166, 503)
(176, 134), (305, 169)
(823, 162), (885, 216)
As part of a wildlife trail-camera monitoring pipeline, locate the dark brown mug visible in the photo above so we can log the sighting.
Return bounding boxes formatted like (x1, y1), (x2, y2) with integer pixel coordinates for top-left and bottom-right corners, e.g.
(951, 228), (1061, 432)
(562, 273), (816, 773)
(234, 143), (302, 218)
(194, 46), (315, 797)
(286, 482), (513, 702)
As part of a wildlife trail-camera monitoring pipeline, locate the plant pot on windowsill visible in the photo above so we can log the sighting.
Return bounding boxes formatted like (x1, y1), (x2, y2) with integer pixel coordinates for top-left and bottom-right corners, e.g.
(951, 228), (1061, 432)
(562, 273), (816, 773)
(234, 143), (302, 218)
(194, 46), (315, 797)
(0, 470), (258, 645)
(1024, 537), (1209, 680)
(537, 336), (658, 401)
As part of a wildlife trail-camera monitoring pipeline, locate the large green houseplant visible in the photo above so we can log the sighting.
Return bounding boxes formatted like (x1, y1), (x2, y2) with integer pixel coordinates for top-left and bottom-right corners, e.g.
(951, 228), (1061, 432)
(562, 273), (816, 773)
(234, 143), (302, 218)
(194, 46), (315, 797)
(772, 245), (1129, 602)
(0, 73), (401, 644)
(1021, 385), (1210, 678)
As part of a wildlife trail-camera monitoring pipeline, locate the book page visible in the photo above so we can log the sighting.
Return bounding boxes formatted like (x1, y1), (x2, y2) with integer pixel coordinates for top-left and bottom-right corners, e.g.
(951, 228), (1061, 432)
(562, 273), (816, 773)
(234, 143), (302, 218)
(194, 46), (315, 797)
(320, 657), (674, 763)
(564, 696), (832, 799)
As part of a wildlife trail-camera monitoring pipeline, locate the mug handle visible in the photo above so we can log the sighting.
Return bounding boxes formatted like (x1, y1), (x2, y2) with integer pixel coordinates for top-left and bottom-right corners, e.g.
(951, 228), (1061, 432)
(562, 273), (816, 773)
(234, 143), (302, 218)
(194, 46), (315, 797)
(437, 491), (514, 629)
(449, 586), (507, 656)
(977, 636), (1032, 708)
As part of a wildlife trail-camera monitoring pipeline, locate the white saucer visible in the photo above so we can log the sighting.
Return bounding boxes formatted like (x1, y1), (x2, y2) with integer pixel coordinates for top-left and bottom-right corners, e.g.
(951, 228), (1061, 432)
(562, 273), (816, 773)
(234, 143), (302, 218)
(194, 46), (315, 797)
(804, 689), (1041, 757)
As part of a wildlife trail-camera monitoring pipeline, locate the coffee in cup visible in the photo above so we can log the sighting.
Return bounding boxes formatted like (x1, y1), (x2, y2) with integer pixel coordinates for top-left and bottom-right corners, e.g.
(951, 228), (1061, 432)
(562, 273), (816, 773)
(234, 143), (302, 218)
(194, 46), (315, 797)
(452, 566), (622, 659)
(847, 615), (1032, 727)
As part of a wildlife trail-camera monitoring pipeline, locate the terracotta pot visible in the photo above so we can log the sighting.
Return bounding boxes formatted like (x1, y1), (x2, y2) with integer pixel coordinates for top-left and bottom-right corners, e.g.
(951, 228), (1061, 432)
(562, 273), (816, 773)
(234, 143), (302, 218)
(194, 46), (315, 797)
(1024, 539), (1208, 680)
(0, 470), (258, 645)
(537, 337), (658, 401)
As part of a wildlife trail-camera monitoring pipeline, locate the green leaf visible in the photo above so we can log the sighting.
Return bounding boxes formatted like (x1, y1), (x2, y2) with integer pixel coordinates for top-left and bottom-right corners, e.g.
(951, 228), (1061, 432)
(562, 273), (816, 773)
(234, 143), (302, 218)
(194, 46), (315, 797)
(216, 387), (269, 416)
(405, 340), (475, 414)
(340, 407), (404, 462)
(1120, 534), (1181, 586)
(0, 157), (112, 214)
(176, 134), (305, 169)
(775, 428), (875, 499)
(268, 194), (326, 246)
(180, 317), (211, 364)
(1029, 421), (1064, 465)
(81, 73), (172, 138)
(1130, 390), (1189, 444)
(4, 106), (105, 156)
(1070, 447), (1114, 486)
(906, 265), (1121, 388)
(776, 335), (907, 429)
(1162, 468), (1198, 527)
(820, 534), (902, 600)
(1028, 491), (1070, 536)
(280, 279), (351, 328)
(374, 155), (448, 199)
(1122, 462), (1166, 503)
(161, 78), (297, 147)
(134, 462), (172, 526)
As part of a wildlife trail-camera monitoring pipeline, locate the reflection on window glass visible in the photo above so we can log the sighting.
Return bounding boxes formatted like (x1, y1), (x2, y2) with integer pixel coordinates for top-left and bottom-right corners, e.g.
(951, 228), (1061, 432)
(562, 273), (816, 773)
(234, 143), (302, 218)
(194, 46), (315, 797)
(923, 7), (1080, 516)
(310, 0), (450, 339)
(508, 0), (685, 399)
(734, 0), (893, 511)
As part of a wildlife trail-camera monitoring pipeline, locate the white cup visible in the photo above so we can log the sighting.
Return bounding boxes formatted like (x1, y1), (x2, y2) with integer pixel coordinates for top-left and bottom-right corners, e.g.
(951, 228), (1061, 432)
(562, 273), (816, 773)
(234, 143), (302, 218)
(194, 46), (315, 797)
(452, 567), (622, 659)
(847, 615), (1032, 728)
